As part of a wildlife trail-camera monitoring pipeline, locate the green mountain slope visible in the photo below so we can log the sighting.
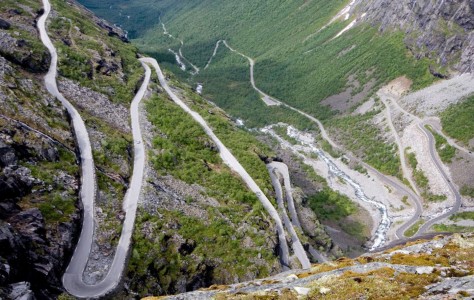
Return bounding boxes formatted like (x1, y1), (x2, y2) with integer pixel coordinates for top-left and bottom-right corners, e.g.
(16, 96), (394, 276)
(78, 0), (436, 126)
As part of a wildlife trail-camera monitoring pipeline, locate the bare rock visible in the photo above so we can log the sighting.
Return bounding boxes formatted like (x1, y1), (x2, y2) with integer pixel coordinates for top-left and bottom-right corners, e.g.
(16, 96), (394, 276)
(8, 281), (35, 300)
(423, 275), (474, 297)
(0, 166), (38, 199)
(0, 140), (17, 167)
(356, 0), (474, 73)
(415, 266), (434, 275)
(0, 262), (10, 285)
(0, 31), (50, 73)
(0, 18), (11, 30)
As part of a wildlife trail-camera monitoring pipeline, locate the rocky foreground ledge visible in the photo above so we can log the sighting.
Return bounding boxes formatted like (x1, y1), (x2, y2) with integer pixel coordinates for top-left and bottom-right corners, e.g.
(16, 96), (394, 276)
(142, 233), (474, 299)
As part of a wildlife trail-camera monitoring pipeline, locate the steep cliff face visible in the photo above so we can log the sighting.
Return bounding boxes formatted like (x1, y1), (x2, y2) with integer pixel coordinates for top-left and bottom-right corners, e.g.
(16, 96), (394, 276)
(356, 0), (474, 74)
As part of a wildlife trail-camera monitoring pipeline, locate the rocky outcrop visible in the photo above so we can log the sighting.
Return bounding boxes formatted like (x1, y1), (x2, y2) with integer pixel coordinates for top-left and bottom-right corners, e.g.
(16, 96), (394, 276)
(152, 233), (474, 299)
(0, 18), (11, 30)
(0, 4), (51, 74)
(356, 0), (474, 73)
(0, 31), (51, 73)
(0, 123), (80, 299)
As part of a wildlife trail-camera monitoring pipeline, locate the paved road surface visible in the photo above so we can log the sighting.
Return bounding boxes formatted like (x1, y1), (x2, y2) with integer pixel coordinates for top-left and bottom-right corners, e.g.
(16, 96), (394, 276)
(415, 123), (462, 235)
(267, 163), (311, 268)
(38, 1), (151, 296)
(270, 162), (302, 229)
(268, 162), (328, 263)
(38, 0), (96, 293)
(62, 61), (150, 298)
(380, 91), (462, 235)
(141, 57), (295, 270)
(379, 92), (423, 238)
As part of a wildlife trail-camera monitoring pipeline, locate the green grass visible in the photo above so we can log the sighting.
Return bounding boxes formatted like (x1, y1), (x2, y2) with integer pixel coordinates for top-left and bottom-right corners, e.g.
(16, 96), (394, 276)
(21, 148), (79, 224)
(321, 139), (342, 158)
(327, 111), (401, 177)
(308, 188), (357, 221)
(272, 125), (299, 145)
(413, 169), (429, 189)
(179, 88), (275, 195)
(50, 0), (143, 105)
(128, 209), (276, 296)
(146, 90), (274, 204)
(404, 220), (425, 237)
(440, 95), (474, 147)
(39, 193), (76, 223)
(433, 224), (474, 233)
(353, 164), (368, 175)
(425, 125), (456, 163)
(405, 148), (418, 169)
(404, 149), (447, 202)
(450, 212), (474, 222)
(461, 185), (474, 198)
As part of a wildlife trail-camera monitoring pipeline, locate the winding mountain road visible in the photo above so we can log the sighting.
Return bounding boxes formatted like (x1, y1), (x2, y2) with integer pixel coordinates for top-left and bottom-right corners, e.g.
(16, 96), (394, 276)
(415, 123), (462, 235)
(267, 163), (311, 268)
(38, 0), (150, 296)
(140, 57), (295, 270)
(270, 162), (302, 229)
(204, 40), (222, 70)
(379, 90), (462, 235)
(378, 92), (423, 238)
(268, 162), (328, 263)
(161, 22), (200, 75)
(220, 39), (467, 239)
(424, 118), (473, 156)
(222, 41), (282, 106)
(61, 60), (150, 298)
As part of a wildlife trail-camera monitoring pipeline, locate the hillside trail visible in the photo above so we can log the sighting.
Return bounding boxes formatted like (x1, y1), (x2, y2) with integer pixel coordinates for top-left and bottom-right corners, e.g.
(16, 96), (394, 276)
(160, 21), (200, 75)
(204, 40), (222, 70)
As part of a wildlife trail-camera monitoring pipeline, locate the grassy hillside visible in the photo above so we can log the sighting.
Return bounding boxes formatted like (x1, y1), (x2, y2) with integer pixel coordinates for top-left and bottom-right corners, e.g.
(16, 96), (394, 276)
(440, 95), (474, 148)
